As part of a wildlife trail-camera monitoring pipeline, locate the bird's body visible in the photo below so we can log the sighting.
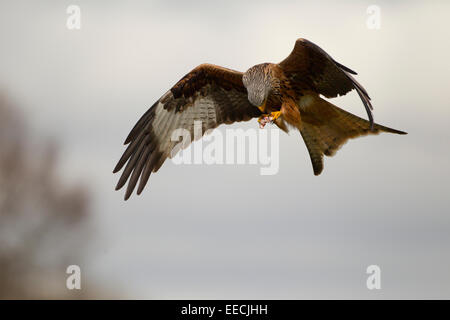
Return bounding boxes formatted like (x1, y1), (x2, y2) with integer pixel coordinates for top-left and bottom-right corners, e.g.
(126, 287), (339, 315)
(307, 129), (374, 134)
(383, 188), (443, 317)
(114, 38), (406, 200)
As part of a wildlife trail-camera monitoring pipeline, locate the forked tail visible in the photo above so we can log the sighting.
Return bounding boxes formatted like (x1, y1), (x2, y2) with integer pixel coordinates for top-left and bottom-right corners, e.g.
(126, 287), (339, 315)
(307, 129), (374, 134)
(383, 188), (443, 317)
(298, 97), (406, 175)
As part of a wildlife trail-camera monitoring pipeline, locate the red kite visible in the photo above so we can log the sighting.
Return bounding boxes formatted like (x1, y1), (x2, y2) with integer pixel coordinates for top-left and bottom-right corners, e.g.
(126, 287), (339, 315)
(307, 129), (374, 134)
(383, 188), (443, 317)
(114, 38), (406, 200)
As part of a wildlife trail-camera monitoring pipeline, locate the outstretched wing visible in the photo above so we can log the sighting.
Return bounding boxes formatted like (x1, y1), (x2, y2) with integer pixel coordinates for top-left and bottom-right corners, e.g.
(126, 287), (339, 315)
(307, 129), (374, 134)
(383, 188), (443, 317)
(279, 38), (374, 128)
(113, 63), (261, 200)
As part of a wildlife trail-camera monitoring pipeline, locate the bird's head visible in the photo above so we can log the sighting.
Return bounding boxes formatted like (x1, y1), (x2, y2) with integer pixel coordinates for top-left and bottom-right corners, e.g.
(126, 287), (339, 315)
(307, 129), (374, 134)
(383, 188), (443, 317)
(242, 63), (273, 108)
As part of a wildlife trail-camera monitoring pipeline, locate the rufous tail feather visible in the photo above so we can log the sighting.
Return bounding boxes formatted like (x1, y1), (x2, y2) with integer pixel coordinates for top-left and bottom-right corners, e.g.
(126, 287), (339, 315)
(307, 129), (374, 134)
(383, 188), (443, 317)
(297, 97), (406, 175)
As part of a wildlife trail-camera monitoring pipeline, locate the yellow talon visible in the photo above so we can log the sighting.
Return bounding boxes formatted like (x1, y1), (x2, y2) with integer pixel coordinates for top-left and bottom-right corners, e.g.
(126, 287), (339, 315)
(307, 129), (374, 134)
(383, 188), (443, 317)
(269, 111), (281, 121)
(258, 111), (282, 129)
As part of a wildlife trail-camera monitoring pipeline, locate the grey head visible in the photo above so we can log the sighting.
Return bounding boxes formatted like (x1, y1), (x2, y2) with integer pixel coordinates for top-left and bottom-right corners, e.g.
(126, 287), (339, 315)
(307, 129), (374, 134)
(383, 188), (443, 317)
(242, 63), (272, 107)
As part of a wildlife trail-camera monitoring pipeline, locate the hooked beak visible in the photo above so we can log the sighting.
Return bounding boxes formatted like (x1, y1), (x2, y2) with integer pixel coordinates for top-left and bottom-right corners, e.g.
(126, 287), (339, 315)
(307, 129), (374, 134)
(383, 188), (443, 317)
(257, 100), (267, 113)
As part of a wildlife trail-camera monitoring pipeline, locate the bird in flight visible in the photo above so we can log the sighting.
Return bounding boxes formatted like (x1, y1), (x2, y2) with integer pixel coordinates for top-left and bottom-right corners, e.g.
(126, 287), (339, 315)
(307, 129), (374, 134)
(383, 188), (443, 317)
(114, 38), (406, 200)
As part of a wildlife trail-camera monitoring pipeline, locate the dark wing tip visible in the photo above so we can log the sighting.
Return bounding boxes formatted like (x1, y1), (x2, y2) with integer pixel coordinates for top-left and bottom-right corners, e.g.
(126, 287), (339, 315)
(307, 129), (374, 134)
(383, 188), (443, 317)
(112, 164), (121, 174)
(115, 174), (127, 191)
(136, 186), (145, 196)
(124, 188), (133, 201)
(137, 166), (152, 195)
(296, 38), (358, 75)
(333, 60), (358, 75)
(385, 127), (407, 135)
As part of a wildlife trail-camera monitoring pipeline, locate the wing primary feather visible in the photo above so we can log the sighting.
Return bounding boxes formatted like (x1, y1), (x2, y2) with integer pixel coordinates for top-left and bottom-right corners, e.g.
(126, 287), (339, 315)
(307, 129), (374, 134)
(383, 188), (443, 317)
(137, 162), (152, 195)
(332, 59), (357, 75)
(113, 128), (147, 173)
(124, 104), (156, 145)
(135, 140), (159, 195)
(342, 71), (374, 129)
(124, 146), (152, 200)
(345, 72), (371, 100)
(355, 86), (374, 130)
(115, 136), (148, 191)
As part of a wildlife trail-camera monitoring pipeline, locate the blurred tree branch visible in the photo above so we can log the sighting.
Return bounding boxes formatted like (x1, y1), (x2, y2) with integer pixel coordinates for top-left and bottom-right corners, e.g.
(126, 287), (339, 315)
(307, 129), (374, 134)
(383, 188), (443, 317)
(0, 92), (108, 299)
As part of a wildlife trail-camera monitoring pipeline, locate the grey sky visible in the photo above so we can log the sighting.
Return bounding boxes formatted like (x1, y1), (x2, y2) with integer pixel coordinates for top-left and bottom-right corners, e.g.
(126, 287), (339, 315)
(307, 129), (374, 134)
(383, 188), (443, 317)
(1, 0), (450, 298)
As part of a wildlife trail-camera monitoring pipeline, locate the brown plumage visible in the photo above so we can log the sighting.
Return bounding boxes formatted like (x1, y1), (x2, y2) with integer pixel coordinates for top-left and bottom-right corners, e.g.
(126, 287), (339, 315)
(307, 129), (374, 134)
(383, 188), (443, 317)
(114, 38), (406, 200)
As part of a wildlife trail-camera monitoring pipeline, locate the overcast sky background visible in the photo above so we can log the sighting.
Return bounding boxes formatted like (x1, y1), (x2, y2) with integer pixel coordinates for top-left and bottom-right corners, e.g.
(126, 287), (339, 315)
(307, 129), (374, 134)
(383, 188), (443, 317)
(1, 0), (450, 298)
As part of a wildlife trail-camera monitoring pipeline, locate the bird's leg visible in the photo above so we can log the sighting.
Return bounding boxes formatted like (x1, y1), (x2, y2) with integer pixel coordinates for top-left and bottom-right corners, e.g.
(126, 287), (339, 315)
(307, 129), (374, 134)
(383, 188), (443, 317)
(268, 111), (281, 122)
(258, 111), (282, 128)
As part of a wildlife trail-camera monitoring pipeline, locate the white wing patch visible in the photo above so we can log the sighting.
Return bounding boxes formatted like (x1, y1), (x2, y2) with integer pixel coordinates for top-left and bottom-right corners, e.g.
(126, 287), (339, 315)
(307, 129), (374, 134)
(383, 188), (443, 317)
(152, 91), (219, 158)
